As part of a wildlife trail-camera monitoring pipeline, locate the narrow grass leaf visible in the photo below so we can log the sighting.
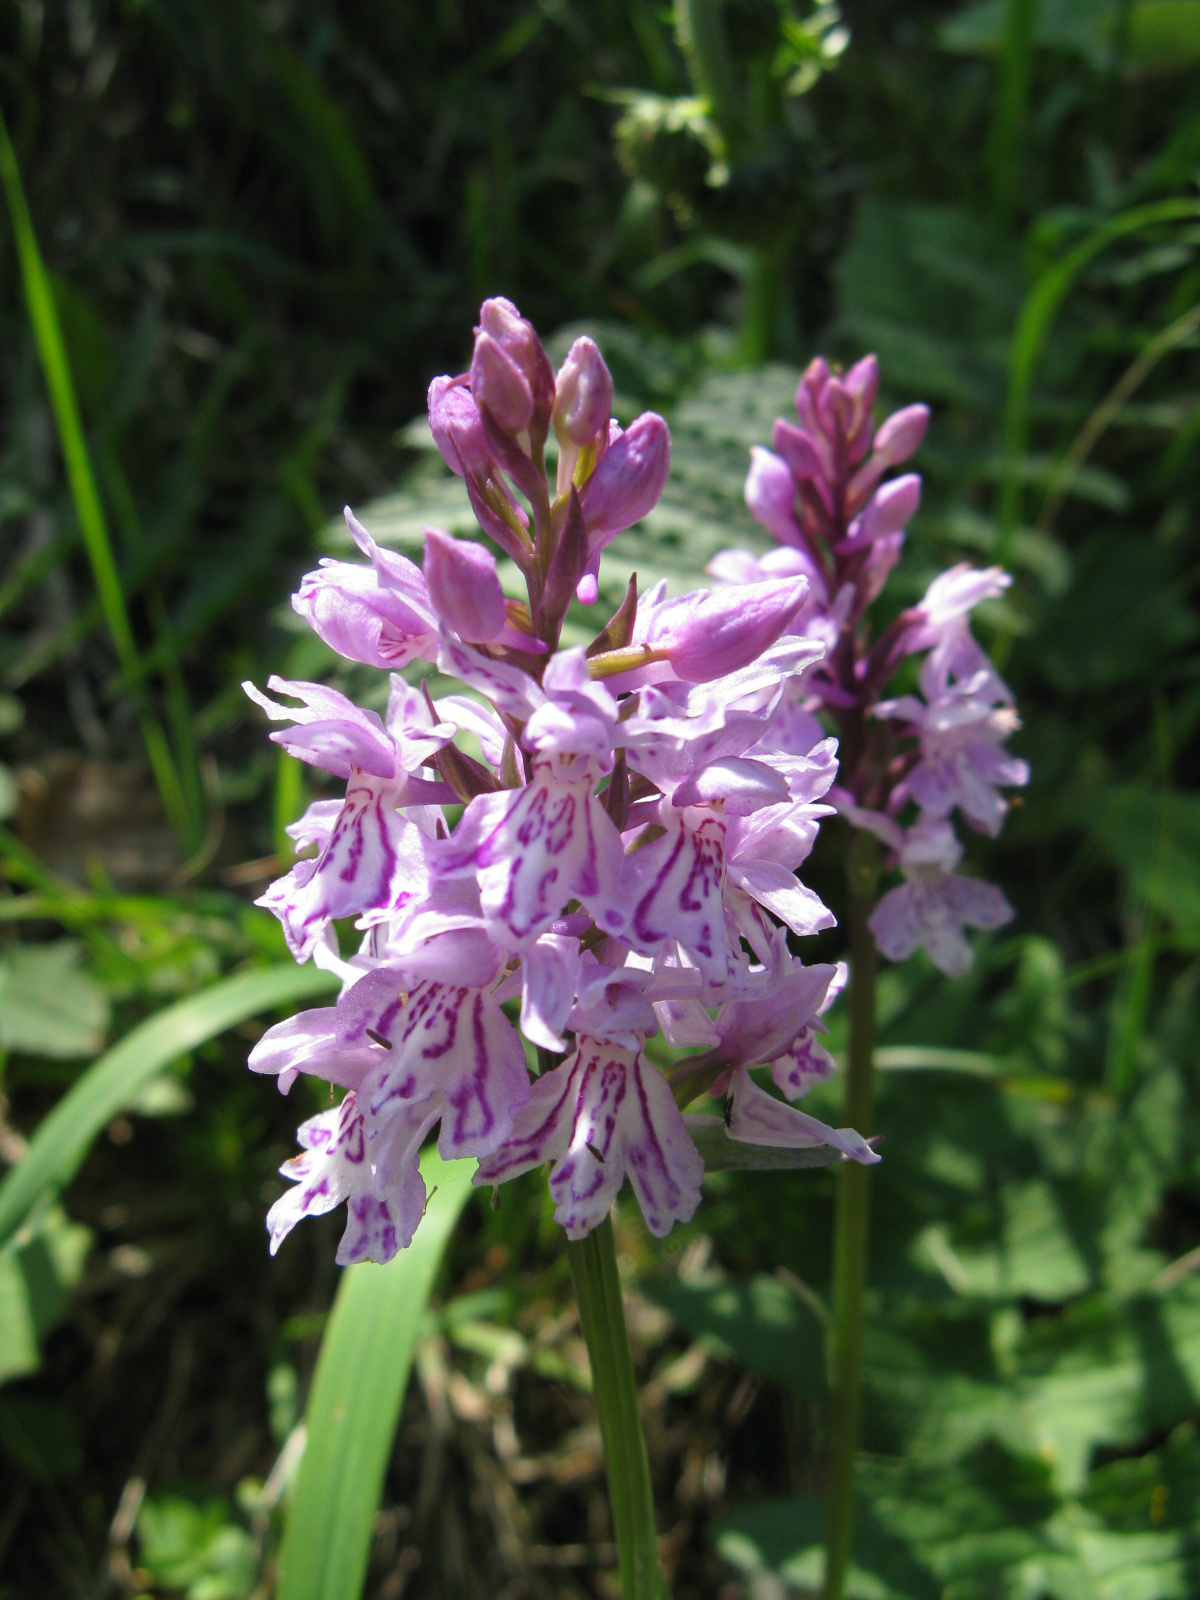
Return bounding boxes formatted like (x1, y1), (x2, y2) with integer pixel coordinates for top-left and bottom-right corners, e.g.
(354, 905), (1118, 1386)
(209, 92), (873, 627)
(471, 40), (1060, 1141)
(999, 197), (1200, 558)
(0, 964), (337, 1250)
(0, 104), (190, 838)
(276, 1151), (475, 1600)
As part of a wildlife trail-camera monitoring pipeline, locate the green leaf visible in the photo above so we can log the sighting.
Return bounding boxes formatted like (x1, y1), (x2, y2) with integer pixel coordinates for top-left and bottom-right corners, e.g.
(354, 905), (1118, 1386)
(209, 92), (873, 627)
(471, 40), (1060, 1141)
(0, 964), (337, 1252)
(0, 1206), (91, 1385)
(136, 1495), (257, 1600)
(276, 1149), (475, 1600)
(640, 1267), (827, 1393)
(0, 940), (109, 1058)
(714, 1494), (938, 1600)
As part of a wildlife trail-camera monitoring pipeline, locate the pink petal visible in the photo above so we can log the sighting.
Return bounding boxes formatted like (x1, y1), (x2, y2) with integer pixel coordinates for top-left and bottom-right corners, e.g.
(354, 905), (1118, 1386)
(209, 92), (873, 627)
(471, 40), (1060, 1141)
(727, 1070), (878, 1164)
(521, 934), (581, 1052)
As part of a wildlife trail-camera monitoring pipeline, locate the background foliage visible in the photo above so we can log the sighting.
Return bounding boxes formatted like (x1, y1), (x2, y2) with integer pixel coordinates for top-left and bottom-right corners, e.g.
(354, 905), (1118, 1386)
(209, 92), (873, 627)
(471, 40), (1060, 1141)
(2, 0), (1200, 1596)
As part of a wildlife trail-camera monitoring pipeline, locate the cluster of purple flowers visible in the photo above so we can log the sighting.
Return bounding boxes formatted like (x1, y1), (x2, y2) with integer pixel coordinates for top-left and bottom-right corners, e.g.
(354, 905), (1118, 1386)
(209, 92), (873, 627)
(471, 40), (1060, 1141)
(245, 301), (1026, 1265)
(722, 356), (1027, 977)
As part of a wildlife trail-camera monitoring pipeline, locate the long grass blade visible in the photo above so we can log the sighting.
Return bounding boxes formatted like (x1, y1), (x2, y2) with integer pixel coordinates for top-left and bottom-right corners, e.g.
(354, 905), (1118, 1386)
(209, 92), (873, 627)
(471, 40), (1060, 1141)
(275, 1151), (475, 1600)
(0, 102), (192, 841)
(0, 964), (337, 1250)
(998, 197), (1200, 560)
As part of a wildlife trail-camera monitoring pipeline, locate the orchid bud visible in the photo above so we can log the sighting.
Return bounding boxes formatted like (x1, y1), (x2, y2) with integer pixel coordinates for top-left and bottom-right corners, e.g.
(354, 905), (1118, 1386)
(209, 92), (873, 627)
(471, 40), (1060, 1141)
(423, 527), (507, 643)
(478, 297), (555, 442)
(553, 338), (614, 448)
(844, 354), (879, 418)
(772, 420), (830, 486)
(745, 446), (802, 546)
(872, 403), (929, 467)
(647, 576), (809, 683)
(859, 474), (922, 542)
(817, 376), (855, 448)
(470, 332), (534, 435)
(427, 376), (491, 479)
(795, 356), (830, 436)
(478, 297), (541, 385)
(580, 412), (670, 548)
(843, 354), (879, 464)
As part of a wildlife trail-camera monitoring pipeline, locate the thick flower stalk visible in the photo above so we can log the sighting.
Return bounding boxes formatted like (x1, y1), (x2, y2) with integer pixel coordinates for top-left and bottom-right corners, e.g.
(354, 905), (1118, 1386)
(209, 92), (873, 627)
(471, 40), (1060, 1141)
(713, 356), (1028, 1599)
(245, 304), (880, 1599)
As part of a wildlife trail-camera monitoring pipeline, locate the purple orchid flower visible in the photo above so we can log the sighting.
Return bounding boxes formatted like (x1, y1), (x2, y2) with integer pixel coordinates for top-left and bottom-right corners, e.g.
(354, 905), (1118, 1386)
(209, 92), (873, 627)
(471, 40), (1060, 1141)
(475, 1036), (704, 1239)
(293, 510), (440, 671)
(252, 308), (1004, 1260)
(869, 817), (1014, 977)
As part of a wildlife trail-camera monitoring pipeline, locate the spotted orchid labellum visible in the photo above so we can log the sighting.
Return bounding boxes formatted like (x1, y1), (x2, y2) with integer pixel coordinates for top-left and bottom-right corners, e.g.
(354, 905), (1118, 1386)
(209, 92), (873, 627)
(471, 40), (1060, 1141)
(715, 354), (1027, 977)
(245, 302), (894, 1265)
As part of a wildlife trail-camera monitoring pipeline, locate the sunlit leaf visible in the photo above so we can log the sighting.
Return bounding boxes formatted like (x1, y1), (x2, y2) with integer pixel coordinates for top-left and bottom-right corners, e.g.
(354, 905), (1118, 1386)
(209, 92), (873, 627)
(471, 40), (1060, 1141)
(0, 940), (109, 1058)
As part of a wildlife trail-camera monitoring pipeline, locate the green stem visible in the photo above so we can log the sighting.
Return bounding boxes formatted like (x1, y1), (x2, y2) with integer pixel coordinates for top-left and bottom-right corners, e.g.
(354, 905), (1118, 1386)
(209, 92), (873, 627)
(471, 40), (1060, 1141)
(824, 830), (880, 1600)
(987, 0), (1038, 222)
(568, 1217), (668, 1600)
(676, 0), (743, 155)
(737, 239), (789, 366)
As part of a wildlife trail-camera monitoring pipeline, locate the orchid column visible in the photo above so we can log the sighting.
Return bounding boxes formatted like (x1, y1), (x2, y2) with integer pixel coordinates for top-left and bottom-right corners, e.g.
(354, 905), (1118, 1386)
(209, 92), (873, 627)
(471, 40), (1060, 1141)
(714, 358), (1028, 1599)
(243, 301), (879, 1600)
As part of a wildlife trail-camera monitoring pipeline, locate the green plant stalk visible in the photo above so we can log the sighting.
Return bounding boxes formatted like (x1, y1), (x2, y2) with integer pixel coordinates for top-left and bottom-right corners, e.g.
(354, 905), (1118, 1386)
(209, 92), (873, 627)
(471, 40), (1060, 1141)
(568, 1216), (668, 1600)
(824, 830), (880, 1600)
(0, 103), (190, 841)
(737, 236), (790, 365)
(987, 0), (1038, 221)
(675, 0), (743, 155)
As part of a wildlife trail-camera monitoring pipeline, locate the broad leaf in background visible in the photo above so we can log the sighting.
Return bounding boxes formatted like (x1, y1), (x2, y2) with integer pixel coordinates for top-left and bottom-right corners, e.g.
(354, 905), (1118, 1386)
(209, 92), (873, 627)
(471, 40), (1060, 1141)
(641, 1266), (827, 1394)
(0, 941), (109, 1058)
(0, 1205), (90, 1387)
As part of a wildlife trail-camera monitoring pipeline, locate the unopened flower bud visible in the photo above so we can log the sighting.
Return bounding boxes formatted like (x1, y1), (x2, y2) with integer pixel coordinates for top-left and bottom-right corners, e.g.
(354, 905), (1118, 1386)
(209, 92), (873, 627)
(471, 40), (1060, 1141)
(553, 338), (613, 448)
(795, 357), (830, 436)
(745, 447), (802, 546)
(470, 332), (535, 435)
(844, 354), (879, 418)
(817, 376), (855, 446)
(772, 420), (831, 487)
(872, 404), (929, 467)
(843, 355), (880, 465)
(580, 412), (670, 547)
(478, 297), (542, 385)
(423, 527), (507, 643)
(647, 576), (809, 683)
(859, 474), (922, 542)
(428, 376), (491, 479)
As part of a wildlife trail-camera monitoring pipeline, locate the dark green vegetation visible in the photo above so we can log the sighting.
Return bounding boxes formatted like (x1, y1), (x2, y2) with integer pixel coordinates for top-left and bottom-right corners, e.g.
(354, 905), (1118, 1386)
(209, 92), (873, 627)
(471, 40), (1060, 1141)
(2, 0), (1200, 1595)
